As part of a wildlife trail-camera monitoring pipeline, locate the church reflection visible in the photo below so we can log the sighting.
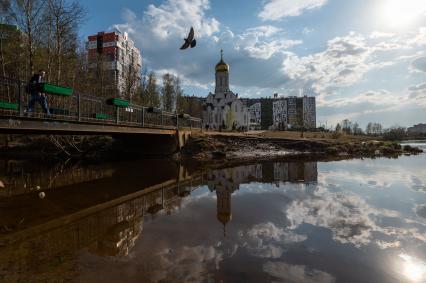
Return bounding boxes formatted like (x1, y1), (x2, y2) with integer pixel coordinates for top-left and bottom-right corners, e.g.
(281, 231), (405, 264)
(208, 161), (318, 235)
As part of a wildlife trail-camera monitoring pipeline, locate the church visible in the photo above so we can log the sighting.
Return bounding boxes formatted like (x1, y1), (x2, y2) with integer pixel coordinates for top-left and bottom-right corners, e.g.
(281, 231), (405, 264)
(202, 51), (249, 131)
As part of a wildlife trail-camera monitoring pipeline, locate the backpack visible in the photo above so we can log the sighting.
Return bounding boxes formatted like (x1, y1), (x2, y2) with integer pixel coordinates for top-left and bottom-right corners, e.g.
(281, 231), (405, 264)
(25, 83), (32, 94)
(25, 74), (39, 94)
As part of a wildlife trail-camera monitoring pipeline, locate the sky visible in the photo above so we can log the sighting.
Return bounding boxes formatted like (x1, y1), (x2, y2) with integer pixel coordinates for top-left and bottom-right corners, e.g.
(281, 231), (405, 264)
(76, 0), (426, 128)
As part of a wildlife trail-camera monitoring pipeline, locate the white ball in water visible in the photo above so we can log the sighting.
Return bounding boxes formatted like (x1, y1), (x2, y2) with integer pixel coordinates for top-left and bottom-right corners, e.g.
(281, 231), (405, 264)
(38, 192), (46, 199)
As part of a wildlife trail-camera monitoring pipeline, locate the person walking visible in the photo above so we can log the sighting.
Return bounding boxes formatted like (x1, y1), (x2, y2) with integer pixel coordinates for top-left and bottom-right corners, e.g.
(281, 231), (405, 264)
(27, 70), (50, 115)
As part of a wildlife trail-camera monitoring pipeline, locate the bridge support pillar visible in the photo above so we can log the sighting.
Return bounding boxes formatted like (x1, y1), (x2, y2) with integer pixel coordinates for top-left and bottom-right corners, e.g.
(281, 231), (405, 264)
(112, 130), (192, 155)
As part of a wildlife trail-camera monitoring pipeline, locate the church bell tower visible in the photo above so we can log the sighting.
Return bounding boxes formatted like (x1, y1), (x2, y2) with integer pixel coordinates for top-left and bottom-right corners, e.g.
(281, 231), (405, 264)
(215, 49), (230, 93)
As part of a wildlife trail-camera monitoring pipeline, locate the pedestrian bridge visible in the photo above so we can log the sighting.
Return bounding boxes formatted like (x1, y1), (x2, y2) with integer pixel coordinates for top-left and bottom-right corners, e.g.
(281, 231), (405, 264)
(0, 77), (202, 151)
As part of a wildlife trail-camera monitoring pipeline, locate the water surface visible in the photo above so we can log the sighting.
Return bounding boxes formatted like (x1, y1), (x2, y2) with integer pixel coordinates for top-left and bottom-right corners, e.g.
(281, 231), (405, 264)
(0, 155), (425, 283)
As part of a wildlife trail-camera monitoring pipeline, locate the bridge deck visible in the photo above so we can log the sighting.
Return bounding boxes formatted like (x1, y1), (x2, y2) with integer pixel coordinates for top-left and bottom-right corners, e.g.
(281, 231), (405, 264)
(0, 116), (186, 135)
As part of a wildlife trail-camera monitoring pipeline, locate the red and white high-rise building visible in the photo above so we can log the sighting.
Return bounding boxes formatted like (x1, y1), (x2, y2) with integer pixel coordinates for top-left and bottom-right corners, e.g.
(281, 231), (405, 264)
(87, 30), (142, 97)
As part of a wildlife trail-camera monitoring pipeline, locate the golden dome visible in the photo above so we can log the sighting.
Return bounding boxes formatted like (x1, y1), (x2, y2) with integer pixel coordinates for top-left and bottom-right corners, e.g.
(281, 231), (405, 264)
(217, 212), (232, 224)
(215, 49), (229, 72)
(216, 59), (229, 72)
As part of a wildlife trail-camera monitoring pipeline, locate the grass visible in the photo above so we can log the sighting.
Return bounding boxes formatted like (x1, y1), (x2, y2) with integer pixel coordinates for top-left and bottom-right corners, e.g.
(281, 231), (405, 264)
(200, 130), (372, 142)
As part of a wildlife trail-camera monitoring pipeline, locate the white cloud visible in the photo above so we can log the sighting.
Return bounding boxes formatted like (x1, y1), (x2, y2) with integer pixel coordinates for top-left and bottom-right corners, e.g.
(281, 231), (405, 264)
(281, 29), (426, 102)
(244, 25), (283, 37)
(407, 82), (426, 107)
(303, 27), (314, 35)
(410, 56), (426, 73)
(408, 27), (426, 47)
(370, 31), (395, 39)
(376, 240), (401, 249)
(282, 32), (376, 93)
(259, 0), (328, 21)
(114, 2), (302, 92)
(234, 25), (302, 60)
(263, 261), (335, 283)
(242, 40), (302, 60)
(320, 90), (395, 107)
(144, 0), (219, 39)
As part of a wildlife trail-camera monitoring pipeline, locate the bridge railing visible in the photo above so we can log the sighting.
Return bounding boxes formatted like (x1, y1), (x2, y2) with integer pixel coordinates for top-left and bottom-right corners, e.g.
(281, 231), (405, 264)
(0, 77), (202, 130)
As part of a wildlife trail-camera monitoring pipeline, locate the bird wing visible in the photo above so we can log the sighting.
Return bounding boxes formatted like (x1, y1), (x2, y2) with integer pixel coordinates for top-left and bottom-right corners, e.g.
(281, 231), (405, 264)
(190, 39), (196, 48)
(180, 40), (190, 50)
(187, 27), (194, 41)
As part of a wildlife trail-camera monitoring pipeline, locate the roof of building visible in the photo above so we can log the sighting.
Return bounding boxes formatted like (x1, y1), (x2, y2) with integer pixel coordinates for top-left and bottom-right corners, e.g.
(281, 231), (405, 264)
(217, 211), (232, 224)
(215, 49), (229, 73)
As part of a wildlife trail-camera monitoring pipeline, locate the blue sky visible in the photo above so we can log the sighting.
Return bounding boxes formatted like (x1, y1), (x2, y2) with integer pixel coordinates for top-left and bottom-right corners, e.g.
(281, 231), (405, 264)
(76, 0), (426, 128)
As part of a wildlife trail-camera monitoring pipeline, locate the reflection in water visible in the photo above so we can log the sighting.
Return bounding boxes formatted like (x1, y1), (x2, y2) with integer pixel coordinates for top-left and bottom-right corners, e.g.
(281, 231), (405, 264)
(208, 162), (318, 236)
(0, 156), (425, 283)
(0, 159), (114, 197)
(0, 159), (203, 282)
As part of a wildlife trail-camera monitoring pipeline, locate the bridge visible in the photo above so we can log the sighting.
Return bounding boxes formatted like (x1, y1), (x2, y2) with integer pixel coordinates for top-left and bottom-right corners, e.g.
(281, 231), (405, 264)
(0, 77), (202, 152)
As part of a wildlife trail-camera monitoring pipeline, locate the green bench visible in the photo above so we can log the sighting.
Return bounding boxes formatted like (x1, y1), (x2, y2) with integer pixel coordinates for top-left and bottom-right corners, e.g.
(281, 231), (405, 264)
(93, 113), (113, 120)
(0, 101), (18, 110)
(106, 97), (129, 108)
(38, 83), (73, 96)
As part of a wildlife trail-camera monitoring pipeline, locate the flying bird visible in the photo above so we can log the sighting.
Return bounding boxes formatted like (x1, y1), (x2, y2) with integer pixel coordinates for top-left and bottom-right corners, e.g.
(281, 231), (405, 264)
(180, 27), (196, 50)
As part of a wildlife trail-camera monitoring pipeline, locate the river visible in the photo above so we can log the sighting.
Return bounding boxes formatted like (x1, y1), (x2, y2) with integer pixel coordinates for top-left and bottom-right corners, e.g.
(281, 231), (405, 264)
(0, 153), (425, 283)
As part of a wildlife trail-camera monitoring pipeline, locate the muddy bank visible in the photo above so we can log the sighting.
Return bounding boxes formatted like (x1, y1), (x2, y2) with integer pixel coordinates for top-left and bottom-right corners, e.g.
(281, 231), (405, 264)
(180, 134), (423, 163)
(0, 133), (422, 164)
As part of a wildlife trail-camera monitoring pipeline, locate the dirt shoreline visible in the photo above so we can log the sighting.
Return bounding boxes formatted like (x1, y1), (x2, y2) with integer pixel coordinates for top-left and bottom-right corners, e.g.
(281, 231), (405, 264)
(0, 133), (422, 164)
(180, 133), (423, 163)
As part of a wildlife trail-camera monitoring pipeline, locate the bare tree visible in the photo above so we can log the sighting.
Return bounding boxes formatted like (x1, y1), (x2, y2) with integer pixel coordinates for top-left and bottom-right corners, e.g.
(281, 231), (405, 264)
(0, 1), (12, 78)
(46, 0), (85, 84)
(10, 0), (46, 77)
(143, 71), (160, 107)
(174, 76), (185, 113)
(121, 62), (139, 100)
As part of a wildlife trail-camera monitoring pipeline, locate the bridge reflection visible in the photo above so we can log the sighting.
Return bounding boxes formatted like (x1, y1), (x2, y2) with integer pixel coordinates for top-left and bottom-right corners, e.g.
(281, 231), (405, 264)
(0, 159), (114, 197)
(0, 160), (317, 282)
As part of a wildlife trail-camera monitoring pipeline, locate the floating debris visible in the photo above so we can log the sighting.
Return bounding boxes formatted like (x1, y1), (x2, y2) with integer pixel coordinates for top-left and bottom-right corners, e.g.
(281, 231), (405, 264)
(38, 192), (46, 199)
(0, 180), (4, 188)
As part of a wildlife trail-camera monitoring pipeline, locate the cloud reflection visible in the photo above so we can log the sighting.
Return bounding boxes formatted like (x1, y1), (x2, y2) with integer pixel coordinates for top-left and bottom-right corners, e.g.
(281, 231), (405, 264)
(243, 222), (306, 258)
(263, 261), (335, 283)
